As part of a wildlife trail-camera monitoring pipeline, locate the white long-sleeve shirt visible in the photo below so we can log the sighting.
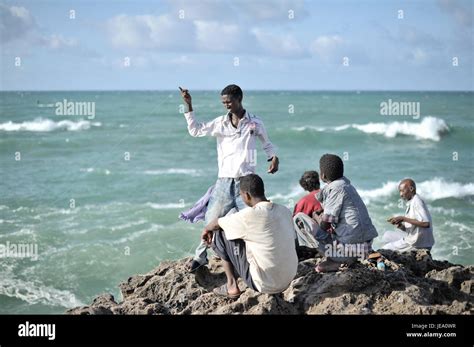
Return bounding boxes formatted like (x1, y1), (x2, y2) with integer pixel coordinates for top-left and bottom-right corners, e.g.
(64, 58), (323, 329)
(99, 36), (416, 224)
(184, 110), (277, 178)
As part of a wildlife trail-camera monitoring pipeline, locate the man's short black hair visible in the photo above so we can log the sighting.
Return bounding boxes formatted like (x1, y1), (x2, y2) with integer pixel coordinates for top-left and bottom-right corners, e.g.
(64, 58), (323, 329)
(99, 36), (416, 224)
(239, 174), (265, 197)
(221, 84), (243, 102)
(319, 154), (344, 181)
(299, 171), (320, 191)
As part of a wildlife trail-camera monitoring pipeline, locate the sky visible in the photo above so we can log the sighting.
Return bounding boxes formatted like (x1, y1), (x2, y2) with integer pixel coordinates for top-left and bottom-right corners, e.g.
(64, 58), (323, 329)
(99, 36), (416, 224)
(0, 0), (473, 91)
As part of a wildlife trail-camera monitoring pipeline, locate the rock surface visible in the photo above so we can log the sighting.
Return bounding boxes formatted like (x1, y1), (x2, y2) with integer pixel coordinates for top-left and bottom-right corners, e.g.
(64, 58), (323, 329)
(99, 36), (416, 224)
(67, 249), (473, 315)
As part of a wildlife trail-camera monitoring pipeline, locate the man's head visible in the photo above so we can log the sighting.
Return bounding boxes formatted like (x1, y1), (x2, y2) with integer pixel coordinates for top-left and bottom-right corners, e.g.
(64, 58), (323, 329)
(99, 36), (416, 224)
(299, 171), (320, 192)
(319, 154), (344, 183)
(239, 174), (265, 206)
(399, 178), (416, 201)
(221, 84), (243, 113)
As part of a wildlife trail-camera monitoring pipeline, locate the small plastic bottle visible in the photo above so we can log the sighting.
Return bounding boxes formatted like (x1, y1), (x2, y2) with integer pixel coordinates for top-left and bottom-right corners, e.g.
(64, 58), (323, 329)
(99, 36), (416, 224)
(377, 259), (386, 271)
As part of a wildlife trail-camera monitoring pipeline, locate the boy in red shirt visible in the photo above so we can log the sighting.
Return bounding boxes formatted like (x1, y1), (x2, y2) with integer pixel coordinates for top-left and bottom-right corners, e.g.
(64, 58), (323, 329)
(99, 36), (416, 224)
(294, 171), (323, 217)
(293, 171), (323, 248)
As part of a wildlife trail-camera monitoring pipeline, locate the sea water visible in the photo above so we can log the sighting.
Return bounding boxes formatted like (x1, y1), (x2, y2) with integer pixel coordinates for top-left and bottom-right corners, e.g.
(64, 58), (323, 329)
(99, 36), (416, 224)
(1, 90), (472, 313)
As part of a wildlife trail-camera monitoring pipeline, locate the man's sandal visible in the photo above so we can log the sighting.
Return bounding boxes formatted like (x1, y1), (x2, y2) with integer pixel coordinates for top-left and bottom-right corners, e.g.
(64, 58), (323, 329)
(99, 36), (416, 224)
(212, 284), (241, 299)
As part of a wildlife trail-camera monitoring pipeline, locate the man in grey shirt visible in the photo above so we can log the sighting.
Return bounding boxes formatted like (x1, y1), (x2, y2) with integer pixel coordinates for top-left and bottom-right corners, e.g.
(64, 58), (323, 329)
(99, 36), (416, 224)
(315, 154), (378, 272)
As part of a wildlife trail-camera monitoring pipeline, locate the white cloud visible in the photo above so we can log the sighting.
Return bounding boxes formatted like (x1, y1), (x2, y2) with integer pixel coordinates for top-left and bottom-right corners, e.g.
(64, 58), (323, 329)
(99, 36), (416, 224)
(413, 48), (427, 62)
(237, 0), (308, 22)
(412, 48), (428, 63)
(165, 0), (231, 20)
(0, 4), (35, 42)
(438, 0), (473, 27)
(106, 13), (258, 54)
(104, 4), (313, 59)
(106, 14), (194, 51)
(1, 3), (82, 56)
(399, 26), (442, 49)
(194, 20), (253, 52)
(252, 28), (306, 58)
(166, 0), (308, 22)
(170, 55), (195, 65)
(40, 34), (78, 49)
(309, 35), (344, 61)
(92, 54), (197, 69)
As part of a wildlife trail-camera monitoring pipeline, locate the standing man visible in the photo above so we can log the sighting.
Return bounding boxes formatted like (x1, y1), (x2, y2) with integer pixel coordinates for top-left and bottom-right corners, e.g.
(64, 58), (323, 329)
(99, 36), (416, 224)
(384, 178), (435, 252)
(179, 84), (280, 272)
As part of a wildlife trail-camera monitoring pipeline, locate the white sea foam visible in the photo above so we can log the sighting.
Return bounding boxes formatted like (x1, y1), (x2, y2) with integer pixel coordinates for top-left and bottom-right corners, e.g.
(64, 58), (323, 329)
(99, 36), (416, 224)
(34, 208), (75, 219)
(146, 202), (186, 209)
(443, 221), (473, 234)
(292, 117), (449, 141)
(358, 181), (400, 203)
(428, 207), (461, 218)
(418, 179), (474, 200)
(112, 223), (165, 244)
(0, 228), (36, 238)
(0, 118), (101, 132)
(292, 125), (326, 132)
(80, 167), (111, 175)
(439, 222), (473, 250)
(110, 219), (148, 231)
(358, 178), (474, 203)
(268, 185), (304, 202)
(0, 273), (83, 308)
(352, 117), (449, 141)
(143, 168), (203, 176)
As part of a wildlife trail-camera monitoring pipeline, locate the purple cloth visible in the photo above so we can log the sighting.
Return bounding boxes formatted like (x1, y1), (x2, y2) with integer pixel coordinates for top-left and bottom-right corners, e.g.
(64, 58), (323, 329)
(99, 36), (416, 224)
(179, 185), (215, 223)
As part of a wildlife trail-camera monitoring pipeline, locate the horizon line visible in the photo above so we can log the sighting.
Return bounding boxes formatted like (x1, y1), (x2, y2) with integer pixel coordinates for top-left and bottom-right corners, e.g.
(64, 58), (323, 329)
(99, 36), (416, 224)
(1, 89), (473, 93)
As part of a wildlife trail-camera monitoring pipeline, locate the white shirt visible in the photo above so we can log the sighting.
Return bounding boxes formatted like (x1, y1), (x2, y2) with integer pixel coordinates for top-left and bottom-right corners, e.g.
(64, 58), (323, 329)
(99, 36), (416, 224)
(184, 111), (277, 178)
(403, 194), (435, 248)
(218, 201), (298, 294)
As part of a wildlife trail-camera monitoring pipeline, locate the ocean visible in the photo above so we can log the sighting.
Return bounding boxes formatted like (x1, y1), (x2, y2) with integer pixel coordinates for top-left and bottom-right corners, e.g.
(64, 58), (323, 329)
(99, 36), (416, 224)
(0, 90), (473, 313)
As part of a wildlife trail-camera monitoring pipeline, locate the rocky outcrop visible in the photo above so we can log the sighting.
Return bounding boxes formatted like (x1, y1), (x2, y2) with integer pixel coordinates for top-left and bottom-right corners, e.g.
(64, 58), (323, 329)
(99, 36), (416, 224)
(67, 249), (473, 315)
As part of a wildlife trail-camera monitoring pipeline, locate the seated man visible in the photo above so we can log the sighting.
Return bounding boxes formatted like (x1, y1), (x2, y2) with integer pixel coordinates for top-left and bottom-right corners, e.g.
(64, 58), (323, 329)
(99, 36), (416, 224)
(315, 154), (378, 272)
(293, 170), (323, 249)
(201, 174), (298, 297)
(383, 178), (434, 252)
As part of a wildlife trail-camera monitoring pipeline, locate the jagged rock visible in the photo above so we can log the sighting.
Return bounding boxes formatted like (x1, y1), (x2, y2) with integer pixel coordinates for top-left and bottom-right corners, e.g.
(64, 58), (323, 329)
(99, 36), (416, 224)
(377, 249), (453, 276)
(67, 250), (473, 315)
(67, 293), (117, 315)
(425, 266), (473, 289)
(460, 280), (473, 295)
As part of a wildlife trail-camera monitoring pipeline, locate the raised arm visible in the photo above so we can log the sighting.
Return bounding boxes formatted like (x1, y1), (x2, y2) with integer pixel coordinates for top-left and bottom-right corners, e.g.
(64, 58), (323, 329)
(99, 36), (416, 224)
(179, 86), (193, 112)
(179, 86), (218, 137)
